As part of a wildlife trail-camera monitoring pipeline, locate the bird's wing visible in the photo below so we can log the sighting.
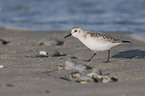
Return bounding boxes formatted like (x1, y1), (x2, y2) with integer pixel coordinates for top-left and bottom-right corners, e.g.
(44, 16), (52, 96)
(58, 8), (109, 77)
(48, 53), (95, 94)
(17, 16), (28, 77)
(86, 31), (119, 42)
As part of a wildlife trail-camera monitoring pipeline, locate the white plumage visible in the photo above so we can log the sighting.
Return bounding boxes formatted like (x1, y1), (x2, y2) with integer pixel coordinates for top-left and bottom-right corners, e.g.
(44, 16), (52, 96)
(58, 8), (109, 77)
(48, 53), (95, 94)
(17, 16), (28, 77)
(64, 27), (130, 62)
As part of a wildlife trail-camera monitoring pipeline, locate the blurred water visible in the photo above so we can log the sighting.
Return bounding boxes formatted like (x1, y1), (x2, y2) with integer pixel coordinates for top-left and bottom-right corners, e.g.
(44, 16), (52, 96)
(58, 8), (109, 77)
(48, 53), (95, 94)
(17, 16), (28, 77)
(0, 0), (145, 32)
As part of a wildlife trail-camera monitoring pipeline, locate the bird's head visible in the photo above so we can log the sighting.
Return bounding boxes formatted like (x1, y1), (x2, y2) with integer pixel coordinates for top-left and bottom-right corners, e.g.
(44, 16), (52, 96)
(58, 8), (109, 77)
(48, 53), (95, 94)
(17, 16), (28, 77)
(64, 27), (84, 38)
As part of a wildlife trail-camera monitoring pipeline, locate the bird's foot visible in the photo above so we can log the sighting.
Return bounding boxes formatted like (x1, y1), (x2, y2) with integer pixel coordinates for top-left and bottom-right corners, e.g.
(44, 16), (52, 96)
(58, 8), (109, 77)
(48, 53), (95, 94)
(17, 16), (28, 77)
(103, 59), (110, 63)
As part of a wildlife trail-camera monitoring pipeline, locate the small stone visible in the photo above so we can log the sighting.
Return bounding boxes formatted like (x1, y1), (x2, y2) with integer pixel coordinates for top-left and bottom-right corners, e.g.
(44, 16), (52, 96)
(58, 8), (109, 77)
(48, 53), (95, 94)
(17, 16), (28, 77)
(45, 90), (50, 93)
(65, 59), (89, 71)
(0, 39), (9, 45)
(6, 83), (15, 87)
(38, 38), (63, 46)
(0, 65), (5, 68)
(70, 56), (78, 59)
(48, 50), (60, 57)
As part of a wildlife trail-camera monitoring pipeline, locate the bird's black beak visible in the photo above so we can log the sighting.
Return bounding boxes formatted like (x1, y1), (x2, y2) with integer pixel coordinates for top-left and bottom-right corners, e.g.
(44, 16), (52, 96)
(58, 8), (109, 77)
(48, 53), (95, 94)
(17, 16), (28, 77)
(64, 33), (72, 38)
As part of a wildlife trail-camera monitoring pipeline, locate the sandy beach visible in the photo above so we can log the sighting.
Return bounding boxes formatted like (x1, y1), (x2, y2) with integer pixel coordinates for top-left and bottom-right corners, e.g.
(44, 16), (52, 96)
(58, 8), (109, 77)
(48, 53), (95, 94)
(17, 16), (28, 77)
(0, 28), (145, 96)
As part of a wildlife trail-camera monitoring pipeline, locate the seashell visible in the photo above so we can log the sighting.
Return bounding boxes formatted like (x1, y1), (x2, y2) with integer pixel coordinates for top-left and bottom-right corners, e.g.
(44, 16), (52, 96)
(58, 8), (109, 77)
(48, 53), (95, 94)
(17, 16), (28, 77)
(78, 75), (94, 82)
(39, 51), (48, 56)
(91, 68), (102, 75)
(0, 65), (5, 68)
(65, 59), (89, 71)
(69, 72), (81, 80)
(80, 81), (88, 84)
(87, 68), (102, 77)
(69, 72), (94, 82)
(96, 75), (113, 83)
(64, 59), (117, 83)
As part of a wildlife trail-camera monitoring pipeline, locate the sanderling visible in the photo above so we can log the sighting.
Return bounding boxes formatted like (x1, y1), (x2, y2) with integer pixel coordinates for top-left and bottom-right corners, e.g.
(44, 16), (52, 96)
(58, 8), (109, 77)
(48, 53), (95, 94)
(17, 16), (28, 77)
(64, 27), (130, 63)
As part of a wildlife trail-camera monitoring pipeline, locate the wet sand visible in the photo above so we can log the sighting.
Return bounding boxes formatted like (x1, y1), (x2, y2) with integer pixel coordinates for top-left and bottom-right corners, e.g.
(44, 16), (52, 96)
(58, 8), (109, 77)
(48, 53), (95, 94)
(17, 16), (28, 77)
(0, 28), (145, 96)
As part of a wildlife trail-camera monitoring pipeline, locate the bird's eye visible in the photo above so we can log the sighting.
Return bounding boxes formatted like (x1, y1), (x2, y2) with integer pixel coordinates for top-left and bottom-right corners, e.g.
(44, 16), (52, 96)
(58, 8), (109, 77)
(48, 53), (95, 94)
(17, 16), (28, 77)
(74, 30), (77, 32)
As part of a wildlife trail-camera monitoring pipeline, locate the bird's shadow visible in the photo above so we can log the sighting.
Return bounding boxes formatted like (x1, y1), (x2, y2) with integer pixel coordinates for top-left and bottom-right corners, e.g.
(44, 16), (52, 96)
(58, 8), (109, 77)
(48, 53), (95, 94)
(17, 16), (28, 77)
(112, 49), (145, 59)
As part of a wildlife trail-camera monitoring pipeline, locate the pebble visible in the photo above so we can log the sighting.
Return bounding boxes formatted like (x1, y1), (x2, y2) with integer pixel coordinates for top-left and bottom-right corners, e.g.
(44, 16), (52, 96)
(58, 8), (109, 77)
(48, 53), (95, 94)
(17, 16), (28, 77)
(0, 39), (9, 45)
(38, 38), (63, 46)
(70, 56), (78, 59)
(5, 83), (15, 87)
(48, 50), (60, 57)
(65, 59), (89, 71)
(63, 59), (117, 83)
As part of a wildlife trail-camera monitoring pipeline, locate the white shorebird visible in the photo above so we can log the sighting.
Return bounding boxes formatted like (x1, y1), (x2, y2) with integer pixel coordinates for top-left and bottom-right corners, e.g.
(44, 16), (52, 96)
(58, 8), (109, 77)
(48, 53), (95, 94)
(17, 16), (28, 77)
(64, 27), (130, 63)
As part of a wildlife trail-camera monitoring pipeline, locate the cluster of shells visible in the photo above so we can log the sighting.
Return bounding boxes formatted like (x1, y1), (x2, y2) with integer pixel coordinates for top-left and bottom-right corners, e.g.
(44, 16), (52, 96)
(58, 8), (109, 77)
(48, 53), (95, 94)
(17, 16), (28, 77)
(64, 59), (117, 83)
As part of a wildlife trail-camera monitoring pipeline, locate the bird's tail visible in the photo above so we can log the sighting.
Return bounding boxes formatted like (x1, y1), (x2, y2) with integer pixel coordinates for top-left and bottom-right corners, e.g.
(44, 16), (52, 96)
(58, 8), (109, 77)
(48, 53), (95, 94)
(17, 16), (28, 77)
(122, 40), (131, 43)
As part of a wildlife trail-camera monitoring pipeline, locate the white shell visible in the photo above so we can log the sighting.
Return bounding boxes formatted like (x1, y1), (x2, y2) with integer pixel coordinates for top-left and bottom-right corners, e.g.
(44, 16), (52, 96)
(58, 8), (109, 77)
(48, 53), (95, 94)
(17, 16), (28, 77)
(97, 75), (113, 83)
(0, 65), (5, 68)
(39, 51), (48, 56)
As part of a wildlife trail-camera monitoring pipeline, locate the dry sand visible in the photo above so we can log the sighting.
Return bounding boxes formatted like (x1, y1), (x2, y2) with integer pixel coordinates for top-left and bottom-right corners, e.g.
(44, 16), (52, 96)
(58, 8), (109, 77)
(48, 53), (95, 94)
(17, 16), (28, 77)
(0, 28), (145, 96)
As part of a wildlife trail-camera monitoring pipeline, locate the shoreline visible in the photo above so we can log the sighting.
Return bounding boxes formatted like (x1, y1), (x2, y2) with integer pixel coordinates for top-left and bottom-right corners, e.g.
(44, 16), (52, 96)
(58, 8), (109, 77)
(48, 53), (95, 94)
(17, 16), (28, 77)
(0, 28), (145, 96)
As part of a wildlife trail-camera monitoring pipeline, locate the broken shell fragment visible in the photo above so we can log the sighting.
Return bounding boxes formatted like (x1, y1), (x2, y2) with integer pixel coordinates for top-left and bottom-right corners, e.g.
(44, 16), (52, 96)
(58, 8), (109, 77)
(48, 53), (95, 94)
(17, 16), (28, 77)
(69, 72), (94, 82)
(87, 68), (102, 77)
(69, 72), (81, 80)
(79, 69), (89, 75)
(91, 68), (102, 75)
(96, 75), (113, 83)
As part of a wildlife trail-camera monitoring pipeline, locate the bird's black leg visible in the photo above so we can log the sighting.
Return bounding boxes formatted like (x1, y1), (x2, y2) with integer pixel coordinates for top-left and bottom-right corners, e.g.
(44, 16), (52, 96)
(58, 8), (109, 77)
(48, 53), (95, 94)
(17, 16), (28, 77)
(83, 53), (96, 62)
(104, 50), (110, 63)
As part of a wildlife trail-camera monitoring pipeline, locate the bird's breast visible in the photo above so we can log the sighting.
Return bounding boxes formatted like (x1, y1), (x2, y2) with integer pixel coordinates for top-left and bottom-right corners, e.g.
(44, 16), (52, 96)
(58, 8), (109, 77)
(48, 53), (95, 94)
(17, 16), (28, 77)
(79, 36), (120, 51)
